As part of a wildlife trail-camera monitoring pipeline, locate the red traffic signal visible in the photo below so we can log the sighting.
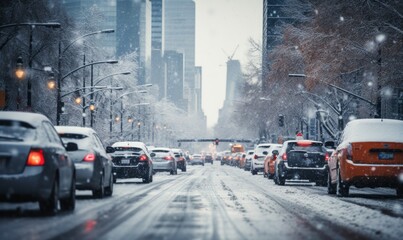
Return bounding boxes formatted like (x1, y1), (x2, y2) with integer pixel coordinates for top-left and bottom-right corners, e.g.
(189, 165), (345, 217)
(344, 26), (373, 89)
(214, 138), (219, 145)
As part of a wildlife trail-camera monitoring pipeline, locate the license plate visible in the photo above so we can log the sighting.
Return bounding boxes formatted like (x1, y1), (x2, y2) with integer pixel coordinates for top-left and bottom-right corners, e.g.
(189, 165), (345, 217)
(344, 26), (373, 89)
(378, 152), (393, 160)
(121, 159), (131, 164)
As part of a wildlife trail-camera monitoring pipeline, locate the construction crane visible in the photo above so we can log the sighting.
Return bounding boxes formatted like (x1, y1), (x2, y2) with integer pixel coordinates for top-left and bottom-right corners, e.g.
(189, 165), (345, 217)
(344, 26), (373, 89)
(222, 44), (239, 62)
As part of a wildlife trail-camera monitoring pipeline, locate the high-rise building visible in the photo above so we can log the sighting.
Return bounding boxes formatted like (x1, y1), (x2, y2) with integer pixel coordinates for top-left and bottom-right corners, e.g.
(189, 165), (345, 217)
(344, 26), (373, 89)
(225, 60), (242, 104)
(164, 50), (185, 110)
(164, 0), (196, 113)
(151, 0), (165, 99)
(116, 0), (151, 85)
(62, 0), (116, 57)
(194, 66), (203, 115)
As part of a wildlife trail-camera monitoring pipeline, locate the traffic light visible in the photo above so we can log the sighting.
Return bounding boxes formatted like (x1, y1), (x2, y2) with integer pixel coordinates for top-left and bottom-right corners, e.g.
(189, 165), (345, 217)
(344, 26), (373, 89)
(214, 138), (219, 145)
(57, 101), (65, 114)
(278, 115), (284, 127)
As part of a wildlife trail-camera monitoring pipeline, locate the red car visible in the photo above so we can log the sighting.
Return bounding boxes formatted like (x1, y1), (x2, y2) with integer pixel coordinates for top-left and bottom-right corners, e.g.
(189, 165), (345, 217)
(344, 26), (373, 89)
(328, 119), (403, 197)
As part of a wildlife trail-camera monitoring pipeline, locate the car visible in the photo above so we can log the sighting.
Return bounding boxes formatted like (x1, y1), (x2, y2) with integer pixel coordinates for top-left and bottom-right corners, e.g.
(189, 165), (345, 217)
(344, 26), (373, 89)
(274, 140), (329, 186)
(204, 153), (214, 164)
(150, 147), (177, 175)
(251, 143), (273, 175)
(244, 150), (254, 171)
(0, 111), (76, 215)
(327, 119), (403, 197)
(221, 151), (231, 165)
(263, 144), (283, 179)
(171, 148), (187, 172)
(55, 126), (114, 198)
(108, 141), (153, 183)
(190, 154), (204, 166)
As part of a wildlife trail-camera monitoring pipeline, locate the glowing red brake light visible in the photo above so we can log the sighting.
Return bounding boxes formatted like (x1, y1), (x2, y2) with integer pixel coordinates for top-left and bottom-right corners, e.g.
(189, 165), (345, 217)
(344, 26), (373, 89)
(164, 156), (173, 160)
(139, 154), (148, 161)
(282, 153), (287, 161)
(27, 149), (45, 166)
(254, 154), (258, 159)
(83, 153), (96, 162)
(297, 140), (312, 147)
(325, 152), (329, 161)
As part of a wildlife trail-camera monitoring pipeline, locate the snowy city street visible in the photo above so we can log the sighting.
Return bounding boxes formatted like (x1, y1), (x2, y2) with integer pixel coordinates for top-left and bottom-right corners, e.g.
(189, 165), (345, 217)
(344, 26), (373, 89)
(1, 162), (402, 240)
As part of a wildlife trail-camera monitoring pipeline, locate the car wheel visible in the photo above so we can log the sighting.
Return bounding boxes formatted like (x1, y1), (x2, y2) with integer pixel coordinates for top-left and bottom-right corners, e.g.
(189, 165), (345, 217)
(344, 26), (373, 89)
(143, 172), (151, 183)
(113, 174), (117, 183)
(60, 177), (75, 211)
(39, 179), (59, 215)
(276, 165), (285, 185)
(268, 173), (274, 179)
(150, 173), (153, 182)
(251, 168), (257, 175)
(93, 174), (105, 198)
(104, 174), (114, 197)
(396, 184), (403, 198)
(327, 170), (336, 194)
(336, 167), (349, 197)
(170, 169), (174, 175)
(182, 166), (187, 172)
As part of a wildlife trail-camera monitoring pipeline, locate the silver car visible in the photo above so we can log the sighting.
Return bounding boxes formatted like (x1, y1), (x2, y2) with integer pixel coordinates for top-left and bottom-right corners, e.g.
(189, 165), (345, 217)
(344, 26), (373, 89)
(151, 148), (177, 175)
(190, 154), (204, 166)
(56, 126), (114, 198)
(0, 112), (76, 215)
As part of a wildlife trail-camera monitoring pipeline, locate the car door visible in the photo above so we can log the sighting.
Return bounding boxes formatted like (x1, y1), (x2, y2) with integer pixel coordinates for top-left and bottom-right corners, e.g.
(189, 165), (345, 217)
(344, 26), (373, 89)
(93, 133), (112, 181)
(42, 121), (72, 193)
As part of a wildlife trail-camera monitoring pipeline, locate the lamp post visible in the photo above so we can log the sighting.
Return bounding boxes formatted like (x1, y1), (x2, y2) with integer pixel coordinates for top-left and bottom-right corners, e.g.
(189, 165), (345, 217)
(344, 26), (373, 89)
(56, 60), (118, 125)
(56, 29), (115, 125)
(1, 22), (61, 109)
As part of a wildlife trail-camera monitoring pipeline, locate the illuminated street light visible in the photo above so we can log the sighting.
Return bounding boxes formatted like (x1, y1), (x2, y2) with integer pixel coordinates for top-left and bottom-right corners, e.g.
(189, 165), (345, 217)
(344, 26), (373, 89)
(47, 72), (56, 89)
(15, 57), (25, 79)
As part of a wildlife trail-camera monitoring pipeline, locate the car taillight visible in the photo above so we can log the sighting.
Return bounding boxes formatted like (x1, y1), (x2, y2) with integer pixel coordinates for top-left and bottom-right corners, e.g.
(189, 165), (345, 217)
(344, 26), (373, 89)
(27, 149), (45, 166)
(83, 153), (96, 162)
(346, 143), (353, 160)
(164, 156), (173, 160)
(282, 153), (287, 161)
(139, 154), (148, 161)
(325, 152), (329, 161)
(254, 154), (258, 159)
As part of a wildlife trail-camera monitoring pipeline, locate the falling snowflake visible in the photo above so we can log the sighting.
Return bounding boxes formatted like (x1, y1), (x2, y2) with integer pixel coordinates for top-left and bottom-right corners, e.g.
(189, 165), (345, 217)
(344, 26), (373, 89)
(340, 16), (344, 22)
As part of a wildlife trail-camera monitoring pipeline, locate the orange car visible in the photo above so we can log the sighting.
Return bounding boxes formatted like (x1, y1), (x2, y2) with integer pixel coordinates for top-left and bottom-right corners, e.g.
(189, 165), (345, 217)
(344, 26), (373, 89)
(263, 144), (282, 178)
(328, 119), (403, 197)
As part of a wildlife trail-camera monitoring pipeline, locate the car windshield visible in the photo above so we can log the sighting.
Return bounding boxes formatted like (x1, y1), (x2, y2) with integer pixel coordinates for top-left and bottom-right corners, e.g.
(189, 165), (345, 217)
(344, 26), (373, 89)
(0, 120), (36, 142)
(59, 133), (91, 149)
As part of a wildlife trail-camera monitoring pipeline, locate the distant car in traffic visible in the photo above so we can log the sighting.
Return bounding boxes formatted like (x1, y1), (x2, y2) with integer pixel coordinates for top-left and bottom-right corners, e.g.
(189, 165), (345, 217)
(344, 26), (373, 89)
(327, 119), (403, 197)
(171, 148), (187, 172)
(109, 141), (153, 183)
(56, 126), (114, 198)
(274, 140), (329, 186)
(0, 111), (76, 215)
(244, 150), (254, 171)
(150, 147), (177, 175)
(204, 153), (214, 164)
(251, 143), (272, 175)
(190, 154), (204, 166)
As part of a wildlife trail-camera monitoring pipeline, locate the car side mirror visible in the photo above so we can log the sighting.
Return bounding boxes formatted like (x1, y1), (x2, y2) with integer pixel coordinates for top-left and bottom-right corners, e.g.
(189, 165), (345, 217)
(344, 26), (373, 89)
(106, 146), (115, 153)
(150, 152), (156, 157)
(272, 150), (279, 156)
(262, 151), (268, 155)
(65, 142), (78, 152)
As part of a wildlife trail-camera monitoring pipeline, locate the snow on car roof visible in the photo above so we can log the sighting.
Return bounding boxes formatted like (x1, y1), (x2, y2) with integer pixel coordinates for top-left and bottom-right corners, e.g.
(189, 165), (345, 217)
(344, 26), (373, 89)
(55, 126), (95, 135)
(112, 141), (146, 148)
(343, 118), (403, 143)
(0, 111), (51, 128)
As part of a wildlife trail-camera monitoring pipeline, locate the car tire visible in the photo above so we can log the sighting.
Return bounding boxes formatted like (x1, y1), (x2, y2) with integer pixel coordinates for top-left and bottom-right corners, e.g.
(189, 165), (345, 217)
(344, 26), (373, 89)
(93, 174), (105, 198)
(143, 172), (151, 183)
(39, 180), (59, 215)
(182, 166), (187, 172)
(276, 165), (285, 185)
(336, 167), (349, 197)
(170, 169), (174, 175)
(104, 174), (114, 197)
(251, 168), (257, 175)
(60, 177), (75, 211)
(327, 170), (336, 194)
(268, 173), (274, 179)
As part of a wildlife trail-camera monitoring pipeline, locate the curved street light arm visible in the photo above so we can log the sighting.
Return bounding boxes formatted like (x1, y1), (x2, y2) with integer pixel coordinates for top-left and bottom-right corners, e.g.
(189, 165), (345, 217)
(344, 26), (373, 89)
(93, 71), (131, 86)
(61, 29), (115, 56)
(60, 86), (107, 99)
(60, 60), (118, 82)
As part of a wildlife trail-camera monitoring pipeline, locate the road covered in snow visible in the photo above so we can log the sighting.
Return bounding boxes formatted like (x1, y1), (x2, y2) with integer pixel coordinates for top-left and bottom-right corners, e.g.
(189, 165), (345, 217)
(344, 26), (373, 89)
(0, 162), (402, 240)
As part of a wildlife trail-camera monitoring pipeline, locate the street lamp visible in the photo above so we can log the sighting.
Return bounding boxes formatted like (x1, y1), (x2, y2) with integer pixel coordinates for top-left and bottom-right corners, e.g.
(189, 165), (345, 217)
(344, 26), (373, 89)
(15, 56), (25, 79)
(56, 29), (115, 125)
(56, 60), (118, 125)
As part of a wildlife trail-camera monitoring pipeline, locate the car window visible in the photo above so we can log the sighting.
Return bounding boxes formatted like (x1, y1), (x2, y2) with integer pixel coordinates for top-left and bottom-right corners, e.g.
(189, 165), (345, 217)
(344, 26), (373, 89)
(0, 120), (36, 142)
(287, 142), (324, 153)
(43, 121), (63, 145)
(59, 133), (92, 149)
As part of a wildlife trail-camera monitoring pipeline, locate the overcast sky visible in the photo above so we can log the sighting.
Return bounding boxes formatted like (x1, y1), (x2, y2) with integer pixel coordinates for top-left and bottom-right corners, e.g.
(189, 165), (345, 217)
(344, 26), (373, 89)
(195, 0), (262, 128)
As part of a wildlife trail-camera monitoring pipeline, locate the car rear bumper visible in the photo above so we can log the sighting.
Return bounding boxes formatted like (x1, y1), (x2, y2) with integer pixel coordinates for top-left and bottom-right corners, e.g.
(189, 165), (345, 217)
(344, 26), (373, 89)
(74, 163), (100, 190)
(190, 160), (204, 165)
(113, 163), (150, 179)
(177, 160), (186, 168)
(153, 161), (174, 172)
(281, 163), (327, 180)
(341, 159), (403, 187)
(0, 167), (52, 202)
